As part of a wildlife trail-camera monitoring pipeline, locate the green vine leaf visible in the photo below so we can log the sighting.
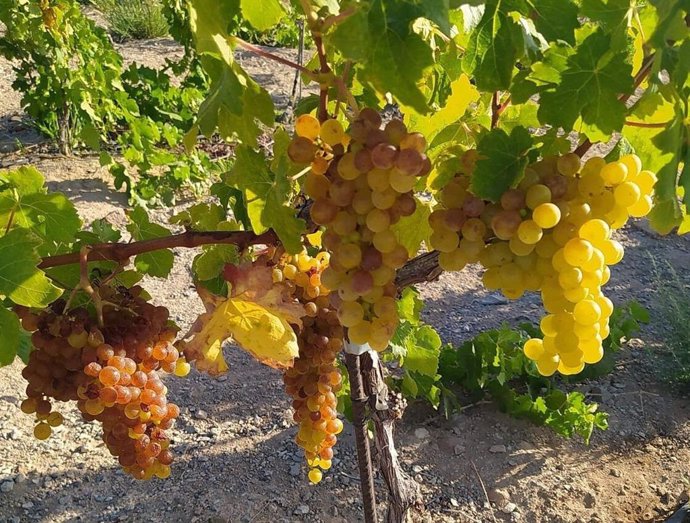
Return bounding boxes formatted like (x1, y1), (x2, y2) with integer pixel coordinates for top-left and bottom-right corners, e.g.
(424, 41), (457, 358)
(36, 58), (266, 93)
(329, 0), (450, 113)
(471, 127), (534, 202)
(0, 167), (81, 242)
(461, 0), (524, 91)
(188, 0), (274, 145)
(227, 140), (305, 254)
(126, 207), (174, 278)
(240, 0), (285, 31)
(0, 307), (21, 366)
(0, 229), (62, 308)
(537, 30), (633, 138)
(392, 199), (432, 257)
(527, 0), (580, 45)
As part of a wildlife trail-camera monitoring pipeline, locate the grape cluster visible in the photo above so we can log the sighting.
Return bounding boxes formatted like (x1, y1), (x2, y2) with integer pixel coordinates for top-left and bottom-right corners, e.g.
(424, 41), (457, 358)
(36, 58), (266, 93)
(16, 285), (189, 479)
(272, 249), (344, 484)
(430, 152), (656, 375)
(290, 110), (431, 351)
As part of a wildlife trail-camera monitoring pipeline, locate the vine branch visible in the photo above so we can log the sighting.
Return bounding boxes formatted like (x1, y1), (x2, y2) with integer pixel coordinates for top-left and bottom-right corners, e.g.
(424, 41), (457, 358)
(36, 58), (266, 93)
(38, 230), (278, 269)
(232, 37), (318, 80)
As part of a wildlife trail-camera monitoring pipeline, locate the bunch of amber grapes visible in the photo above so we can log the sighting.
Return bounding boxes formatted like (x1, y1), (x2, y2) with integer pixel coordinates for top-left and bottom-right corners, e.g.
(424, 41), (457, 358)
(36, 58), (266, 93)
(272, 249), (345, 484)
(289, 109), (431, 351)
(429, 152), (656, 376)
(16, 285), (189, 480)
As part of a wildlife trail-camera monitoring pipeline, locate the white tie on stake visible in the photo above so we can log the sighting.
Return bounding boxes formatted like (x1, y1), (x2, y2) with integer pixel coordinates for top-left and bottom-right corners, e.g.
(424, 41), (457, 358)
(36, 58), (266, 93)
(344, 340), (372, 356)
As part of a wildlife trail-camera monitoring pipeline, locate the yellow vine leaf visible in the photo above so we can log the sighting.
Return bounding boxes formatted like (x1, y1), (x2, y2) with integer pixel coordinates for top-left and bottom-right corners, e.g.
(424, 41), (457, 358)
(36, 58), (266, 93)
(181, 297), (299, 375)
(179, 263), (304, 374)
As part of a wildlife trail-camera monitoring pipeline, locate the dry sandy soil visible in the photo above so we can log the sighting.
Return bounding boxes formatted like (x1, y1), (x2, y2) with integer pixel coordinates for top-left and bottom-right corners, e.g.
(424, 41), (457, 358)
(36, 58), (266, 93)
(1, 29), (690, 523)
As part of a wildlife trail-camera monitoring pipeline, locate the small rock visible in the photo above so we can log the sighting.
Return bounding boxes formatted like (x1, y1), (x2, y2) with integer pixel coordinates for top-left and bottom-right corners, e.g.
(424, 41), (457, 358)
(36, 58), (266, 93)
(414, 428), (430, 440)
(489, 444), (507, 454)
(502, 502), (517, 513)
(480, 293), (509, 305)
(488, 488), (510, 507)
(194, 410), (209, 420)
(453, 444), (465, 455)
(450, 498), (459, 507)
(289, 464), (301, 477)
(1, 480), (14, 493)
(14, 474), (26, 484)
(293, 504), (310, 515)
(412, 465), (423, 474)
(22, 501), (34, 509)
(610, 469), (622, 478)
(583, 492), (596, 508)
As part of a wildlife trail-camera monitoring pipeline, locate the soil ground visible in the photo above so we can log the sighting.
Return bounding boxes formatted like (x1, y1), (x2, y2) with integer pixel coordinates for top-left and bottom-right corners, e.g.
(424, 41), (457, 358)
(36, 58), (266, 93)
(1, 28), (690, 523)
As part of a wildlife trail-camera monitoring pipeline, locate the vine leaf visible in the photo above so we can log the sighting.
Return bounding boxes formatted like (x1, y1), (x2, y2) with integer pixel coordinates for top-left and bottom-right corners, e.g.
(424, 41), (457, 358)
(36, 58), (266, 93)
(0, 166), (81, 242)
(461, 0), (523, 91)
(187, 0), (274, 146)
(329, 0), (450, 113)
(228, 140), (305, 254)
(126, 207), (174, 278)
(0, 229), (62, 308)
(240, 0), (285, 31)
(528, 0), (579, 45)
(581, 0), (633, 30)
(404, 74), (480, 145)
(622, 99), (686, 233)
(181, 265), (303, 374)
(180, 296), (298, 375)
(538, 30), (633, 139)
(0, 307), (21, 366)
(472, 127), (533, 202)
(392, 199), (432, 257)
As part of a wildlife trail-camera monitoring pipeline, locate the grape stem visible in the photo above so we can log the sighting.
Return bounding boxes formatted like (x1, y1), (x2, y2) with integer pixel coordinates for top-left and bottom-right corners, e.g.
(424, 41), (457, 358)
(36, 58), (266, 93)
(320, 6), (357, 32)
(490, 93), (510, 129)
(38, 230), (278, 269)
(232, 37), (318, 80)
(314, 34), (331, 122)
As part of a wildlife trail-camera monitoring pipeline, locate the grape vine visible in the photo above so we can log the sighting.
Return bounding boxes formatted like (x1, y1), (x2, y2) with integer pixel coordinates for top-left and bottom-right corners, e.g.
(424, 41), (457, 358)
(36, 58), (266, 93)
(1, 1), (689, 522)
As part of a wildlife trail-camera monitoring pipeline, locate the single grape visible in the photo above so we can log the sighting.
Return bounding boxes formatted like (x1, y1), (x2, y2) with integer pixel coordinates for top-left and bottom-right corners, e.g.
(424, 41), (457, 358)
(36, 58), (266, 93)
(295, 114), (321, 140)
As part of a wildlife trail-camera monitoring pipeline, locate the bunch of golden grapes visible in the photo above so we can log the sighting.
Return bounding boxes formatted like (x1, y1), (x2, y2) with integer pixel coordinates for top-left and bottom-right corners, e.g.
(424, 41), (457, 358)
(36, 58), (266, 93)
(16, 285), (188, 480)
(429, 151), (656, 375)
(271, 249), (345, 484)
(289, 109), (431, 351)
